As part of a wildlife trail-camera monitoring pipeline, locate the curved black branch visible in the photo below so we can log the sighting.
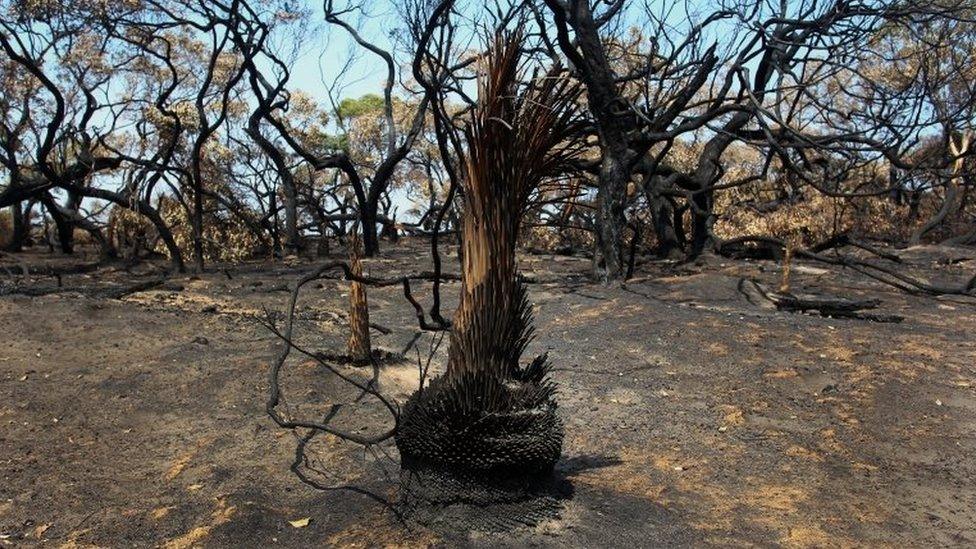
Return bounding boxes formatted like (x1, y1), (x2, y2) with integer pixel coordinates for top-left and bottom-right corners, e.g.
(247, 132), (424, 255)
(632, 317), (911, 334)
(264, 261), (455, 449)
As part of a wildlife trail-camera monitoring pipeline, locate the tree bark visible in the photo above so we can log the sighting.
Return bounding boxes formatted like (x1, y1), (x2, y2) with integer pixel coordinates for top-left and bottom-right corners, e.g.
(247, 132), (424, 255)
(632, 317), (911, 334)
(689, 189), (714, 258)
(46, 199), (74, 254)
(542, 0), (639, 281)
(245, 112), (301, 256)
(347, 235), (371, 364)
(281, 179), (300, 255)
(590, 149), (631, 280)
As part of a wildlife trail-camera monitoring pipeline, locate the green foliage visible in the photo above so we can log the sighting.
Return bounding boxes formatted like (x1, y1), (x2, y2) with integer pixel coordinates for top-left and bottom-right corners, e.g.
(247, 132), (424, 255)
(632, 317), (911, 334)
(337, 94), (385, 120)
(300, 127), (349, 153)
(319, 132), (350, 152)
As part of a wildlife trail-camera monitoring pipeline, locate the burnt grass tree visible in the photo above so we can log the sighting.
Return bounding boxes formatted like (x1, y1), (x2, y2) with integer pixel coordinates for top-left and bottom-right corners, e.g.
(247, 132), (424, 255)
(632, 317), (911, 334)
(394, 34), (585, 494)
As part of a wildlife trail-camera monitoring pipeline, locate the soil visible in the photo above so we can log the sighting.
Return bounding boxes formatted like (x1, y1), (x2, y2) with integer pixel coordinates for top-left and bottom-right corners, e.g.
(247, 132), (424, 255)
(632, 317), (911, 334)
(1, 240), (975, 547)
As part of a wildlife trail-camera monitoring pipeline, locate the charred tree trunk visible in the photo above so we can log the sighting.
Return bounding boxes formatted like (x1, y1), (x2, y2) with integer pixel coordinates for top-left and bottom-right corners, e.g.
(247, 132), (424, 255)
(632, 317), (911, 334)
(268, 192), (283, 258)
(914, 181), (960, 245)
(644, 175), (681, 258)
(542, 0), (637, 282)
(61, 190), (83, 255)
(21, 200), (35, 247)
(45, 198), (74, 254)
(360, 201), (380, 257)
(379, 218), (399, 242)
(686, 113), (750, 258)
(245, 110), (301, 256)
(282, 182), (300, 255)
(541, 0), (719, 280)
(689, 189), (714, 258)
(5, 202), (27, 252)
(674, 202), (689, 249)
(653, 197), (681, 258)
(191, 182), (205, 272)
(592, 149), (631, 281)
(913, 131), (970, 245)
(147, 201), (185, 273)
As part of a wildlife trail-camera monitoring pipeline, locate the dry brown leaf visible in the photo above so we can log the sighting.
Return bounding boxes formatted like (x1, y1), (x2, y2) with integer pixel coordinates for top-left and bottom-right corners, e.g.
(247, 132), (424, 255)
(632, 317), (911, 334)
(33, 523), (51, 539)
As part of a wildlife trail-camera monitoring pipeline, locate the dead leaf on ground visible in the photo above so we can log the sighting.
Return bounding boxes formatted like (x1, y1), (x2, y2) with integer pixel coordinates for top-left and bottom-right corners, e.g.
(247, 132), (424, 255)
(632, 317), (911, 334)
(33, 523), (51, 539)
(288, 517), (311, 528)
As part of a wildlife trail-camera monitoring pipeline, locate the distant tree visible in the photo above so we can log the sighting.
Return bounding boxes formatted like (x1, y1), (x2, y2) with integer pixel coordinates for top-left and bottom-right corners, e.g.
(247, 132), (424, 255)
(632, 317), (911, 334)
(535, 0), (975, 279)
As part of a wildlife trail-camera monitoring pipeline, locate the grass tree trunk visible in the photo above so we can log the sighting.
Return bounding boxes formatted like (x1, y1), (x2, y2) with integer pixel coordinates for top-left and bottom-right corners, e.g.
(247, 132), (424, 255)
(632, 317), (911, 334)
(395, 33), (584, 482)
(347, 233), (372, 364)
(444, 164), (520, 380)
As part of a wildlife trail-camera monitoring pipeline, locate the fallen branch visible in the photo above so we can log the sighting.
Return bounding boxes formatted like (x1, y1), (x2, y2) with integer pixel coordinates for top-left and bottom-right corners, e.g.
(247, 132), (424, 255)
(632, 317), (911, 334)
(739, 278), (904, 322)
(720, 235), (975, 297)
(13, 262), (102, 277)
(94, 277), (168, 299)
(0, 276), (167, 300)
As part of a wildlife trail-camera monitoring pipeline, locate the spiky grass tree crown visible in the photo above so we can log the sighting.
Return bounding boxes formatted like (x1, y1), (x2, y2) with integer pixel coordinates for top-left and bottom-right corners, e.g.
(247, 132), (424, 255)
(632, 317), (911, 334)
(448, 31), (585, 380)
(461, 32), (585, 236)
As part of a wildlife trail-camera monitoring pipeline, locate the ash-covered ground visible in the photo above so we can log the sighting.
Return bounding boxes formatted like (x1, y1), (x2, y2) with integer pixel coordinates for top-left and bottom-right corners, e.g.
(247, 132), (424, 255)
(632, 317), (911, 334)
(2, 239), (975, 547)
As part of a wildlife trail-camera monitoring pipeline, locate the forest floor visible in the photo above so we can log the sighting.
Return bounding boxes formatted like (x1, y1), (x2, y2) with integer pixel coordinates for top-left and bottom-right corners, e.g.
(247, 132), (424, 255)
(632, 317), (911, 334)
(1, 238), (976, 548)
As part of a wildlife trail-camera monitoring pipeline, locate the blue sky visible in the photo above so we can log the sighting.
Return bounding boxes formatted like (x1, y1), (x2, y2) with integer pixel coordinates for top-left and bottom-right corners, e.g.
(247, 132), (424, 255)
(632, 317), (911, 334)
(280, 1), (406, 106)
(278, 0), (748, 109)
